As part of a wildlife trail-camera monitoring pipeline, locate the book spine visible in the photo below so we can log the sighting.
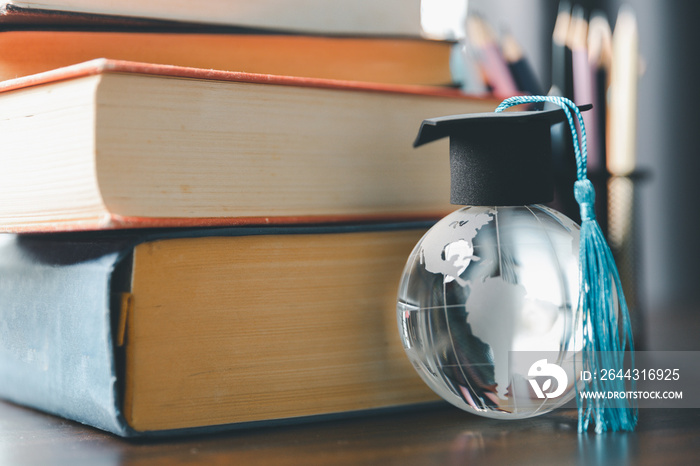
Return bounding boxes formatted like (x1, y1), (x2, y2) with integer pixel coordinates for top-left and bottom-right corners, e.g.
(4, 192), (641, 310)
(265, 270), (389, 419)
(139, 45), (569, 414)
(0, 236), (128, 436)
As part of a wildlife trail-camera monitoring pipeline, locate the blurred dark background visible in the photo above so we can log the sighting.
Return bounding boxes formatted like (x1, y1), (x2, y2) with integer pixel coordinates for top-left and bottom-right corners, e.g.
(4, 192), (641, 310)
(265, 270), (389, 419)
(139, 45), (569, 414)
(471, 0), (700, 313)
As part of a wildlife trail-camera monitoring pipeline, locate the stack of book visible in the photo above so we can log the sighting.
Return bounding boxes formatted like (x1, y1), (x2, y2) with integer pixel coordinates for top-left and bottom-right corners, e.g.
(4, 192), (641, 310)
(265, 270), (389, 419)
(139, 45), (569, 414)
(0, 1), (500, 436)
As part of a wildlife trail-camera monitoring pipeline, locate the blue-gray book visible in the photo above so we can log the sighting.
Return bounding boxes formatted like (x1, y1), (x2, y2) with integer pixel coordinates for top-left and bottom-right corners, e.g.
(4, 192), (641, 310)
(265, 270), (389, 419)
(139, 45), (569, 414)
(0, 223), (438, 437)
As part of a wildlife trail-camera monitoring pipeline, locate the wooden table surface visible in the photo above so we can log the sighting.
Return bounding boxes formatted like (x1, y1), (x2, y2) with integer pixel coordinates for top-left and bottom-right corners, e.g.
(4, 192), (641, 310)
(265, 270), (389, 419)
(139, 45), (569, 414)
(1, 307), (699, 466)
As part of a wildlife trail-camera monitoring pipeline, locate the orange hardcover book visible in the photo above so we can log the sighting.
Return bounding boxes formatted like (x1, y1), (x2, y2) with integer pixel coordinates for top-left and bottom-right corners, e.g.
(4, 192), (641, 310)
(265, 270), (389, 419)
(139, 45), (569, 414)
(0, 30), (456, 86)
(0, 59), (498, 232)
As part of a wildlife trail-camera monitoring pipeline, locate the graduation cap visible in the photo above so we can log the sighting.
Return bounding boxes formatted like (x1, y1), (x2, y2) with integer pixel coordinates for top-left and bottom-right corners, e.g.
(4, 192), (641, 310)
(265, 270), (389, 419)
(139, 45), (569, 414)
(413, 106), (590, 206)
(405, 96), (636, 434)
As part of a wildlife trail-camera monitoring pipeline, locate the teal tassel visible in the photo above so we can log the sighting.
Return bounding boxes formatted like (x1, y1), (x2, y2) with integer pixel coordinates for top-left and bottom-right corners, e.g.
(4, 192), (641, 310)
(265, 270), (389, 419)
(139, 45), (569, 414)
(495, 95), (638, 433)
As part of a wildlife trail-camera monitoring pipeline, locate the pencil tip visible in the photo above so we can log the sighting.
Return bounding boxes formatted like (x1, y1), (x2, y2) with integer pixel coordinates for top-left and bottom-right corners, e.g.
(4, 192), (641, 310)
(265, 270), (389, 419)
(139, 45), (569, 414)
(553, 4), (572, 45)
(501, 31), (523, 62)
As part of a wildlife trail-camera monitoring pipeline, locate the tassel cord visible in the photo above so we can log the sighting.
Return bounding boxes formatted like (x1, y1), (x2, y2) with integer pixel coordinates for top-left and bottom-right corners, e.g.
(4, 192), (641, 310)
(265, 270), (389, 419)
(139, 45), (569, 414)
(495, 95), (638, 433)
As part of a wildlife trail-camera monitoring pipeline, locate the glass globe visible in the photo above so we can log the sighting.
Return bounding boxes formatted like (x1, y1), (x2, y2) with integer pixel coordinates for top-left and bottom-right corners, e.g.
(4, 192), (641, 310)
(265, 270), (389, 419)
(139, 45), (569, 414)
(397, 205), (583, 419)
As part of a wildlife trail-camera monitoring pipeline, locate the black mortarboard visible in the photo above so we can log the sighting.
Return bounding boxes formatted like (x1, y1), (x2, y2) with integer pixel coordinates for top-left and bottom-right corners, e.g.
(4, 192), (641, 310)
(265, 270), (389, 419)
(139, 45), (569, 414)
(413, 107), (588, 206)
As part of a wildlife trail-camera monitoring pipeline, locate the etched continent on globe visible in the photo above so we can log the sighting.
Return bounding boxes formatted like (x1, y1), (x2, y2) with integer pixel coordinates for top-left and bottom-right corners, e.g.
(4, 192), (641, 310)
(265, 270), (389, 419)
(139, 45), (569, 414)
(463, 276), (526, 399)
(418, 208), (527, 399)
(420, 210), (493, 286)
